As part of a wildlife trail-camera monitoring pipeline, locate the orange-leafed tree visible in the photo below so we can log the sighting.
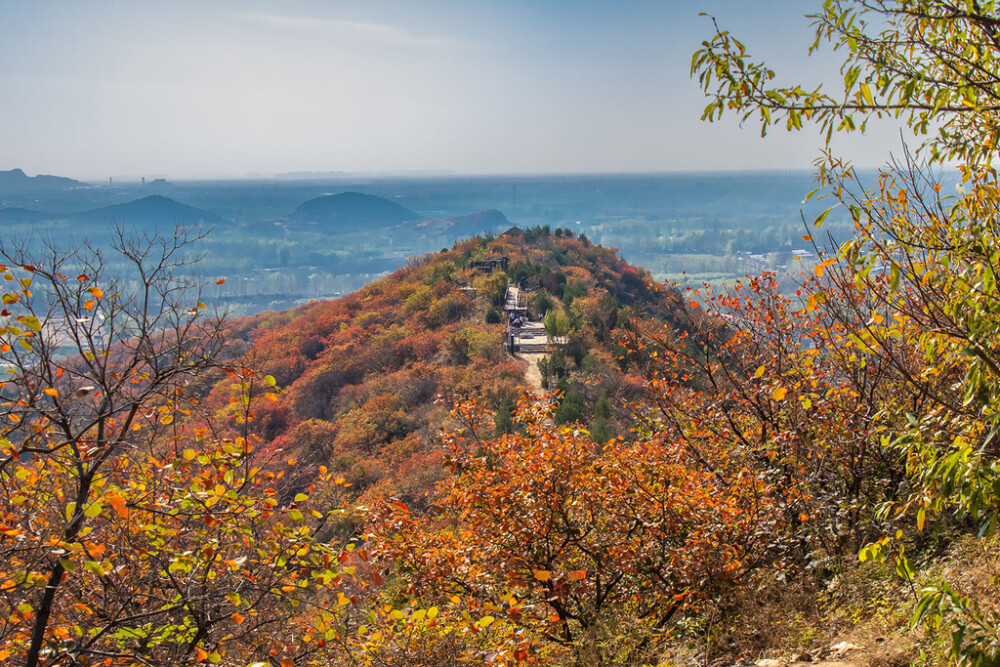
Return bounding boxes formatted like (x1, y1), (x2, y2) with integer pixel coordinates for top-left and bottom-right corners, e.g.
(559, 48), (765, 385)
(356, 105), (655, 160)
(369, 399), (768, 664)
(626, 270), (924, 574)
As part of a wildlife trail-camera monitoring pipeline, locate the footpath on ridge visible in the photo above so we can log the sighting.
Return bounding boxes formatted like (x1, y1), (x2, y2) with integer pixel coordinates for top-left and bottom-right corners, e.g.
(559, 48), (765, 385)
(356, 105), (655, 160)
(503, 283), (551, 393)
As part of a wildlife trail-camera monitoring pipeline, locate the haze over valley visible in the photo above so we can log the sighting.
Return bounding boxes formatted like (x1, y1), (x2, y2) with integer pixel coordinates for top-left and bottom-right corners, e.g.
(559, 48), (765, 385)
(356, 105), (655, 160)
(0, 167), (848, 315)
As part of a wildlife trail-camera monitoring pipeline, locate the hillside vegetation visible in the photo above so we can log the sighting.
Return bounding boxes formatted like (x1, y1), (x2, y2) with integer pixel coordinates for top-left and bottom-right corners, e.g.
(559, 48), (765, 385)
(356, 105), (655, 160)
(210, 228), (682, 524)
(5, 2), (1000, 666)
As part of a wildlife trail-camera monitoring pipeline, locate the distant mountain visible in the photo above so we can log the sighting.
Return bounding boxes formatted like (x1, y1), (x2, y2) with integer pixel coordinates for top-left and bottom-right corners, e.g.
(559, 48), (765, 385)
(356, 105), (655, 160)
(411, 209), (511, 237)
(0, 207), (49, 224)
(288, 192), (418, 229)
(0, 168), (88, 193)
(73, 195), (222, 226)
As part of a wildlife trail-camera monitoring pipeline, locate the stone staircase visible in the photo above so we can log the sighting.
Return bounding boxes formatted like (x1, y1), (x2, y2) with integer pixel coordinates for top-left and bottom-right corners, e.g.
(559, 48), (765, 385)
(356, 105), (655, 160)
(513, 321), (548, 353)
(503, 282), (566, 354)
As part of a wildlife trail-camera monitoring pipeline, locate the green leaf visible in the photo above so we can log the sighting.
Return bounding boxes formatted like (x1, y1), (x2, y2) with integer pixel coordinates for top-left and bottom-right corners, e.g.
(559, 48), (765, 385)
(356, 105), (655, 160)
(83, 560), (106, 577)
(895, 555), (917, 581)
(813, 206), (834, 228)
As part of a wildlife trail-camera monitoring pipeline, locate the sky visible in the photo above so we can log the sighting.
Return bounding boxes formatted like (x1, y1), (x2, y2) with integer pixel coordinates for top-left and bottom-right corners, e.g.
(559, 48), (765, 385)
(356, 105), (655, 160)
(0, 0), (908, 180)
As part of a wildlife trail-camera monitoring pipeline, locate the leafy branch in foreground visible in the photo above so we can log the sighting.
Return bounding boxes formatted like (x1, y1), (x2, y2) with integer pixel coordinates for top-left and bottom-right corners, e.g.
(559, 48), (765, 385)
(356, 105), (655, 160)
(693, 0), (1000, 164)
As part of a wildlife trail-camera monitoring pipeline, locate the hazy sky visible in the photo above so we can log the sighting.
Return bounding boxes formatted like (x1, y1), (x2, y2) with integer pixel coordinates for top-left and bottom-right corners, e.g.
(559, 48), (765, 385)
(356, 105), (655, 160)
(0, 0), (907, 180)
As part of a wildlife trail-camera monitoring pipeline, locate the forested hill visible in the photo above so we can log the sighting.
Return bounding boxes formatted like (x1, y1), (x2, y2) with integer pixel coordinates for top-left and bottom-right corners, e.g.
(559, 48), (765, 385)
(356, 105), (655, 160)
(211, 227), (688, 523)
(287, 191), (419, 229)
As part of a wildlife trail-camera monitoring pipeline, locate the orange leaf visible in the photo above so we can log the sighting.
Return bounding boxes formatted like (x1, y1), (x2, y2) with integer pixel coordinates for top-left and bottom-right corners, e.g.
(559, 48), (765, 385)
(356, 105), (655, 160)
(216, 279), (226, 285)
(88, 286), (103, 298)
(107, 493), (129, 518)
(567, 570), (587, 581)
(533, 570), (551, 582)
(195, 647), (208, 662)
(43, 388), (59, 398)
(814, 258), (836, 278)
(771, 387), (788, 401)
(231, 612), (245, 624)
(83, 300), (95, 311)
(281, 658), (295, 667)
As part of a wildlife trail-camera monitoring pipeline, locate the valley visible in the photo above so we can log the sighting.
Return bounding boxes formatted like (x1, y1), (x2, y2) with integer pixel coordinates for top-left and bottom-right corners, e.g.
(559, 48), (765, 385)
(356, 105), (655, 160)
(0, 169), (851, 316)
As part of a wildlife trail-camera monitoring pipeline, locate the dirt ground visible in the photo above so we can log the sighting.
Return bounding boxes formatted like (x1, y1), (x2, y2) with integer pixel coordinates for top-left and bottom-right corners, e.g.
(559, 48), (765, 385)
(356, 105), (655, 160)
(516, 352), (546, 392)
(749, 639), (912, 667)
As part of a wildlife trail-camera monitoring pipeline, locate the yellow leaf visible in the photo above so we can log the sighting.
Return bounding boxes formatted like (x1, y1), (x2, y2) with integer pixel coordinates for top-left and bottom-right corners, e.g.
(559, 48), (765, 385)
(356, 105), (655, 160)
(88, 286), (103, 299)
(771, 387), (788, 401)
(860, 82), (874, 106)
(160, 414), (174, 425)
(917, 506), (926, 532)
(753, 364), (765, 379)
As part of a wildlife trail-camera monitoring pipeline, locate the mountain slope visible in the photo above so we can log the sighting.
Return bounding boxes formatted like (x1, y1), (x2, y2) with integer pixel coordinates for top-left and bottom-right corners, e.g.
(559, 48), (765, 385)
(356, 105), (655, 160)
(0, 207), (49, 224)
(73, 195), (223, 225)
(287, 191), (419, 230)
(0, 168), (87, 192)
(209, 228), (687, 527)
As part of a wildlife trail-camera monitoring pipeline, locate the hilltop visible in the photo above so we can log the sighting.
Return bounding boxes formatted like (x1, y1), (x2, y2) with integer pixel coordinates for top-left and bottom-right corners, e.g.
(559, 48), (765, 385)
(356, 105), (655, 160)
(0, 167), (87, 193)
(288, 191), (418, 230)
(72, 194), (223, 226)
(206, 228), (687, 526)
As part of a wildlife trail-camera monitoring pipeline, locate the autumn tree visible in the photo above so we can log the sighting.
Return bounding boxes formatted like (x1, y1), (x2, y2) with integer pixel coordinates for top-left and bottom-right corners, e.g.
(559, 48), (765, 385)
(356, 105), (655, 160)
(0, 231), (350, 666)
(693, 1), (1000, 661)
(369, 399), (766, 665)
